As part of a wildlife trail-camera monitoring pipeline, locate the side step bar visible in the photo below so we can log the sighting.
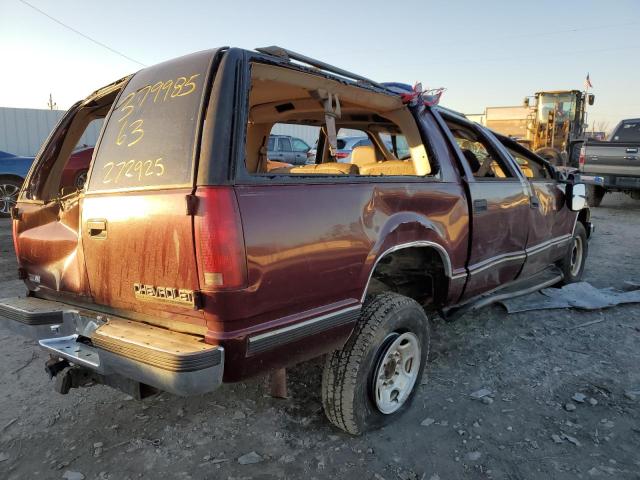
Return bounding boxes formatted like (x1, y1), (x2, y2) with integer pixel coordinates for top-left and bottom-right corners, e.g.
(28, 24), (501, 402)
(442, 266), (564, 322)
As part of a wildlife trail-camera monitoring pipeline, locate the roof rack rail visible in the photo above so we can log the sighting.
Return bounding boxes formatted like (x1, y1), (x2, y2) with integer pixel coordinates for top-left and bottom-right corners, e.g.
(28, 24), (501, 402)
(255, 45), (388, 91)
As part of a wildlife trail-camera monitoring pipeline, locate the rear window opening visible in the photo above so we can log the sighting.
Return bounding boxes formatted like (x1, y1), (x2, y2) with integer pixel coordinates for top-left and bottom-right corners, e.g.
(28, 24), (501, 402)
(243, 62), (435, 177)
(86, 50), (213, 193)
(612, 121), (640, 143)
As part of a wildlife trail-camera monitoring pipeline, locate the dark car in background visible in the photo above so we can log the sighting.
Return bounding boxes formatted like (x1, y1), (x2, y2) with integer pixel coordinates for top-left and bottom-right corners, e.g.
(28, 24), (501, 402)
(333, 136), (372, 162)
(309, 136), (409, 164)
(0, 146), (93, 217)
(60, 146), (93, 191)
(267, 134), (312, 165)
(0, 150), (34, 217)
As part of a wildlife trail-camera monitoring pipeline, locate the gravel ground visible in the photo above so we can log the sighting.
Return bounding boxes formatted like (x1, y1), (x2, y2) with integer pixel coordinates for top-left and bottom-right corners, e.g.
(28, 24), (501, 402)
(0, 193), (639, 480)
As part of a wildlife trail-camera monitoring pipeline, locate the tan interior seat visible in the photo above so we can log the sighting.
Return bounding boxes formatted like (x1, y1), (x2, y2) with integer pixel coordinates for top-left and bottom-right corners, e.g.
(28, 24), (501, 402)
(269, 162), (358, 175)
(490, 162), (507, 178)
(360, 160), (416, 176)
(351, 145), (377, 168)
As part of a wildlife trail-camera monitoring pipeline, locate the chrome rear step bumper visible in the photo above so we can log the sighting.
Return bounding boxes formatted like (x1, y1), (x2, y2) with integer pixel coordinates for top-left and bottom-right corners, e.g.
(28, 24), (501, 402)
(0, 296), (223, 396)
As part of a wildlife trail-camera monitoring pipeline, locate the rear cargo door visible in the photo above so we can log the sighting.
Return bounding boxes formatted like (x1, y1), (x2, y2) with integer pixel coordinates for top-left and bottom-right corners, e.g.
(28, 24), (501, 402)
(81, 51), (217, 329)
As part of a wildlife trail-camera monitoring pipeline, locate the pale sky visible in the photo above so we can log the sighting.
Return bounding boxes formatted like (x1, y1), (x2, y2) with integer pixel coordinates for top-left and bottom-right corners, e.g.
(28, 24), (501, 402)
(1, 0), (638, 131)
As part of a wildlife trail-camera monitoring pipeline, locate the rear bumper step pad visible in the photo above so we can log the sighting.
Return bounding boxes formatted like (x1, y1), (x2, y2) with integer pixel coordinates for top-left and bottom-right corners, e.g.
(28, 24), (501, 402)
(91, 319), (221, 373)
(0, 296), (223, 396)
(0, 297), (67, 325)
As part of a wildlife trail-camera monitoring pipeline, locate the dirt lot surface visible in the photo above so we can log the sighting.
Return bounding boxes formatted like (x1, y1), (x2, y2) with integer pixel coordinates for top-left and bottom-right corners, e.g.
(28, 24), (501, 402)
(1, 194), (639, 480)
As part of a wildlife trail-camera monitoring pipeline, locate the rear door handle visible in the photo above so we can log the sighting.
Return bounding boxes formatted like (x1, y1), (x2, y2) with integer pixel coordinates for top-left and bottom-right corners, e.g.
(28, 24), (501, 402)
(626, 148), (638, 153)
(87, 219), (107, 238)
(473, 199), (488, 213)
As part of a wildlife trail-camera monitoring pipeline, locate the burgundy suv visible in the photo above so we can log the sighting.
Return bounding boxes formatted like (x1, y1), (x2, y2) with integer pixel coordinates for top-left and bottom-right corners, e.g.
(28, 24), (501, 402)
(0, 47), (591, 434)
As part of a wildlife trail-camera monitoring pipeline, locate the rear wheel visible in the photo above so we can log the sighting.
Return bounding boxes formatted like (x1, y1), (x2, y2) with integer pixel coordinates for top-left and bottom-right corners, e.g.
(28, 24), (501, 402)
(0, 178), (21, 218)
(586, 184), (605, 207)
(322, 292), (429, 435)
(557, 223), (588, 284)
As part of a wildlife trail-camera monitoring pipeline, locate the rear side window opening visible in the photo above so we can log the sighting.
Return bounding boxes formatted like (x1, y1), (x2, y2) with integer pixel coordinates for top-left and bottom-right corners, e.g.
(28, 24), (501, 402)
(23, 88), (120, 202)
(243, 62), (435, 178)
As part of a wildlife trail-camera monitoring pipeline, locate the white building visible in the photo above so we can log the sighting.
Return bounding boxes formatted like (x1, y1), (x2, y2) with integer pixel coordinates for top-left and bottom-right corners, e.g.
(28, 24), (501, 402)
(0, 107), (101, 157)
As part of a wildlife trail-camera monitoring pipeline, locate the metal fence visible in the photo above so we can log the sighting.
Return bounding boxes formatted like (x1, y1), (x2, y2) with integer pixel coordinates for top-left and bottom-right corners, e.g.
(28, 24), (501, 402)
(0, 107), (101, 157)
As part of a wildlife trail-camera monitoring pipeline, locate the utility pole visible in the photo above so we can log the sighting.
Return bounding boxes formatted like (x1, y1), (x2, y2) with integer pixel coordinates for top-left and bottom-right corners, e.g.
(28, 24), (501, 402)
(47, 93), (57, 110)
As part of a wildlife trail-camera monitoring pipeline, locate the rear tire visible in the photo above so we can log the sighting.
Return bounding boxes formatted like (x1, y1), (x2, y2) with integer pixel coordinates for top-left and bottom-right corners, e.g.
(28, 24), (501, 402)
(535, 147), (563, 167)
(322, 292), (429, 435)
(586, 184), (605, 207)
(557, 223), (588, 284)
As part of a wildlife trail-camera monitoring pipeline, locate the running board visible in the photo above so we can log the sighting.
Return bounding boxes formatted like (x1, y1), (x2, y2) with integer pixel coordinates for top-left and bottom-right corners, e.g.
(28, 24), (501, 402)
(442, 266), (564, 322)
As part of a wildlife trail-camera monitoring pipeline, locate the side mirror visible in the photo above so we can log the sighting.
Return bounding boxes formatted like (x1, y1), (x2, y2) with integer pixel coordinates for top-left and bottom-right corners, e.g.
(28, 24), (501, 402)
(567, 183), (587, 211)
(523, 97), (530, 107)
(588, 94), (595, 106)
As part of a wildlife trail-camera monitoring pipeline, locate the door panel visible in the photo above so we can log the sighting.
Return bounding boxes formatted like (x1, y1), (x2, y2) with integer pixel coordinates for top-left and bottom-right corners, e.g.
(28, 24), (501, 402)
(81, 190), (204, 326)
(14, 196), (90, 297)
(461, 181), (530, 299)
(521, 180), (575, 277)
(225, 181), (469, 330)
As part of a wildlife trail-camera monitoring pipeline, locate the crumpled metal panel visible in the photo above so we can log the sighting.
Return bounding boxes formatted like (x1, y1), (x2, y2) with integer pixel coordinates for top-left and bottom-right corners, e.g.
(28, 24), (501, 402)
(500, 281), (640, 313)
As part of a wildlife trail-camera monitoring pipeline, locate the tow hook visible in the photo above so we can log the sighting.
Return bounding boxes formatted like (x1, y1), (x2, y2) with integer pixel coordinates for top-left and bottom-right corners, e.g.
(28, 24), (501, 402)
(54, 365), (95, 395)
(44, 357), (70, 379)
(45, 357), (95, 395)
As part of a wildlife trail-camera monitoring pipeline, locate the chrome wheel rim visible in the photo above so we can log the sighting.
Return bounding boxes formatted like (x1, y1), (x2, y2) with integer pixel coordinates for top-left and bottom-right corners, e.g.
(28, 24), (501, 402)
(75, 171), (87, 189)
(373, 332), (421, 414)
(570, 235), (583, 276)
(0, 183), (19, 214)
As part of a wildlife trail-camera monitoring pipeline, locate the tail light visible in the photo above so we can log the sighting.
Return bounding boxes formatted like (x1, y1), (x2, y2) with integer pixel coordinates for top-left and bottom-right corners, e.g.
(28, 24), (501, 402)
(335, 152), (349, 159)
(194, 187), (247, 291)
(578, 146), (585, 170)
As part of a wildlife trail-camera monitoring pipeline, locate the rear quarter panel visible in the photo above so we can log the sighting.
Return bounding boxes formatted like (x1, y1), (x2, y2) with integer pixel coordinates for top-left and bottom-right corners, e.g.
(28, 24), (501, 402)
(209, 181), (468, 380)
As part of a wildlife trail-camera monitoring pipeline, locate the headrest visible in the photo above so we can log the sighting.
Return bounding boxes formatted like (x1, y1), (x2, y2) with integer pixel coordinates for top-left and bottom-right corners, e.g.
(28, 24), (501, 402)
(351, 145), (377, 167)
